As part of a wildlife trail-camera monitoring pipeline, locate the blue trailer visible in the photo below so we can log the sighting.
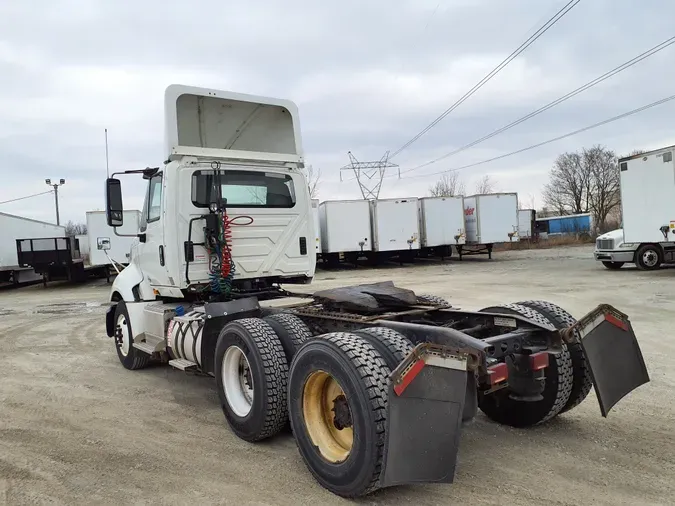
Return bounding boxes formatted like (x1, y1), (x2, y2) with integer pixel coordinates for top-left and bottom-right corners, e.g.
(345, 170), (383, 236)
(535, 213), (592, 236)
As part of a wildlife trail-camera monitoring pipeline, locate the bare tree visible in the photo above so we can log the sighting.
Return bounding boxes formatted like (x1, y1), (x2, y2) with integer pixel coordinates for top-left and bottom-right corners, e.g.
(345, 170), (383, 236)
(474, 174), (497, 194)
(65, 221), (87, 236)
(305, 165), (321, 199)
(428, 172), (465, 197)
(542, 145), (620, 232)
(542, 152), (589, 215)
(585, 145), (620, 233)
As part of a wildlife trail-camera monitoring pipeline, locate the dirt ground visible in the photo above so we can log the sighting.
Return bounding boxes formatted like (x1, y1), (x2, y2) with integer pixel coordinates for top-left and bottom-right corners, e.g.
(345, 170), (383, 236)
(1, 245), (673, 505)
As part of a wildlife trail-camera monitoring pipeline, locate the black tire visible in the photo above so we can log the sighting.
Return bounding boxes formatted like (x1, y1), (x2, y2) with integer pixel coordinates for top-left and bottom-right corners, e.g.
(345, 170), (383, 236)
(416, 293), (451, 306)
(517, 300), (593, 413)
(635, 244), (662, 271)
(288, 333), (390, 498)
(214, 318), (289, 442)
(113, 301), (150, 370)
(263, 313), (313, 362)
(352, 327), (414, 370)
(478, 304), (573, 427)
(602, 261), (624, 270)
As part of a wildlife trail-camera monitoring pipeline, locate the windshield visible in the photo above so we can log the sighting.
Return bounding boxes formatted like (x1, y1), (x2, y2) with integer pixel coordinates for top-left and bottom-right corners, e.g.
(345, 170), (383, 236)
(191, 169), (296, 208)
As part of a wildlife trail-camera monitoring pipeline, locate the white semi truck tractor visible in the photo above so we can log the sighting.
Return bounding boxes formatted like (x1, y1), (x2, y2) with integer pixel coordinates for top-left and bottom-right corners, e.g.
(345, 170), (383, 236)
(104, 85), (650, 498)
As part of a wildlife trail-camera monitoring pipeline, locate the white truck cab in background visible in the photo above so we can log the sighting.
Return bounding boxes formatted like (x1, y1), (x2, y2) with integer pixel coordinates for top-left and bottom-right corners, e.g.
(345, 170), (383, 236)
(595, 143), (675, 270)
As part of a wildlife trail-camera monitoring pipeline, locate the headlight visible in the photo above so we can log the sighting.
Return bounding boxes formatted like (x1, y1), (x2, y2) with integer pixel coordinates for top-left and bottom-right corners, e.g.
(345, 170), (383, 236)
(620, 243), (636, 248)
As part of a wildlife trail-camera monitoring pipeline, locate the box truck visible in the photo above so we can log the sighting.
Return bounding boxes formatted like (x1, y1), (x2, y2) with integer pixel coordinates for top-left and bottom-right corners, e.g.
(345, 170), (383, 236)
(319, 200), (372, 264)
(86, 210), (140, 267)
(370, 198), (420, 257)
(594, 144), (675, 270)
(0, 211), (65, 285)
(418, 196), (465, 257)
(462, 193), (519, 259)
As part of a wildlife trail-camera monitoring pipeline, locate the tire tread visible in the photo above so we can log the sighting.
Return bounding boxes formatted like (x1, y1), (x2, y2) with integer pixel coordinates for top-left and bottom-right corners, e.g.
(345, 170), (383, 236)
(517, 300), (593, 412)
(224, 318), (289, 441)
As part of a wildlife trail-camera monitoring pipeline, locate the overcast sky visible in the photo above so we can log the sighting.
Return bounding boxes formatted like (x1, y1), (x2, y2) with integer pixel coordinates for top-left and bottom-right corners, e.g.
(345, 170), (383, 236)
(1, 0), (674, 225)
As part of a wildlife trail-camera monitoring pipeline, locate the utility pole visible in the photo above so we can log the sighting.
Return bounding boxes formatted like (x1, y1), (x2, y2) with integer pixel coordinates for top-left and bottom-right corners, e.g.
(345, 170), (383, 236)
(45, 178), (66, 225)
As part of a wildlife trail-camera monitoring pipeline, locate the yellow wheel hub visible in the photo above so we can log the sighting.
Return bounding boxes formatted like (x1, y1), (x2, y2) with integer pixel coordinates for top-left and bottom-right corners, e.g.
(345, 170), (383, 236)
(302, 370), (353, 463)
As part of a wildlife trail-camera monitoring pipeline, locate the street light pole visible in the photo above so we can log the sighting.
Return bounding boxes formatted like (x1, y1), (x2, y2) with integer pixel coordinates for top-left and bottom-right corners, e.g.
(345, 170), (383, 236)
(45, 178), (66, 226)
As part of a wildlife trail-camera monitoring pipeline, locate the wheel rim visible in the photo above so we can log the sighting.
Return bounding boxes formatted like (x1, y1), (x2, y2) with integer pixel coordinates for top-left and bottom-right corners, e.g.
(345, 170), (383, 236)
(642, 250), (658, 267)
(302, 370), (353, 463)
(222, 346), (254, 418)
(116, 314), (130, 357)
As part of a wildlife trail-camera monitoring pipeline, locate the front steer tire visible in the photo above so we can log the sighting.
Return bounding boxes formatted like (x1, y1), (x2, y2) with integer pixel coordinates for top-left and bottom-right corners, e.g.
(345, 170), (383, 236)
(288, 333), (390, 498)
(214, 318), (289, 442)
(478, 304), (573, 427)
(602, 261), (624, 270)
(635, 244), (662, 271)
(114, 301), (150, 370)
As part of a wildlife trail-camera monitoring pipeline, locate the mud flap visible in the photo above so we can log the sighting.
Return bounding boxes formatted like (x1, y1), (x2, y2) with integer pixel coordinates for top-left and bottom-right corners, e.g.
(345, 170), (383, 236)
(380, 344), (476, 488)
(573, 305), (650, 417)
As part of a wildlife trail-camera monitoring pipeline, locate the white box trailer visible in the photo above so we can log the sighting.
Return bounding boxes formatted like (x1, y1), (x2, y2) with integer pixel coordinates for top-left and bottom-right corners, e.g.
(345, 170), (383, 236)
(518, 209), (536, 239)
(0, 211), (65, 283)
(319, 200), (372, 255)
(620, 145), (675, 244)
(370, 198), (420, 253)
(418, 197), (466, 253)
(461, 193), (519, 259)
(86, 210), (141, 266)
(594, 145), (675, 271)
(311, 199), (321, 254)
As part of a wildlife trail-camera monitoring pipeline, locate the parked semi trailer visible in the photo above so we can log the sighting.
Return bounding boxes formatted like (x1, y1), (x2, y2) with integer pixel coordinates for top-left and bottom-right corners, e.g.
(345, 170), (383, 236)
(369, 197), (420, 261)
(319, 199), (372, 265)
(595, 144), (675, 270)
(418, 196), (465, 258)
(462, 193), (519, 259)
(103, 85), (649, 498)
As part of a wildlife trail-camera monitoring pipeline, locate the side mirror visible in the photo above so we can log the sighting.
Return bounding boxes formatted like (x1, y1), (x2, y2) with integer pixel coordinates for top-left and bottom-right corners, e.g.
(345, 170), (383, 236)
(106, 178), (124, 227)
(97, 237), (111, 251)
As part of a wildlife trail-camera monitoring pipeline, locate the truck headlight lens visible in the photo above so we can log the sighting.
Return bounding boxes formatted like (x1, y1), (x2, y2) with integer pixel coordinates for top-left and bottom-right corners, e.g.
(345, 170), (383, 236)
(620, 243), (635, 248)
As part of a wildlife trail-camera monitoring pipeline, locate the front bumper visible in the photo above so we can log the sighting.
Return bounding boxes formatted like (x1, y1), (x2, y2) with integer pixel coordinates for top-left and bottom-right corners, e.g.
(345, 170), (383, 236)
(594, 250), (634, 263)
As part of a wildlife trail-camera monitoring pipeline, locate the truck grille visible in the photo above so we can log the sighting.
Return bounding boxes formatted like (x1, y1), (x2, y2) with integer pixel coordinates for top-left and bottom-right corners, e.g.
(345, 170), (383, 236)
(596, 238), (614, 250)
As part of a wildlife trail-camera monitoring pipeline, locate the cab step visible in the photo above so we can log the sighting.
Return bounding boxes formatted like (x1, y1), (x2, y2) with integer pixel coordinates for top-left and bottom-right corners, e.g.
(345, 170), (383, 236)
(169, 358), (198, 371)
(132, 342), (156, 354)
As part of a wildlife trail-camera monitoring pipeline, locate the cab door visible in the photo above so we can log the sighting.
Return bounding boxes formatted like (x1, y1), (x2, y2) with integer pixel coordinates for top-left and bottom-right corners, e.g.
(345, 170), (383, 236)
(137, 173), (171, 288)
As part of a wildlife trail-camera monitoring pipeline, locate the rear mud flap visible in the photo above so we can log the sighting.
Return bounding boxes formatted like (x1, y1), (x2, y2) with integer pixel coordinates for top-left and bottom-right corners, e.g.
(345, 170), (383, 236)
(573, 305), (650, 417)
(381, 344), (477, 488)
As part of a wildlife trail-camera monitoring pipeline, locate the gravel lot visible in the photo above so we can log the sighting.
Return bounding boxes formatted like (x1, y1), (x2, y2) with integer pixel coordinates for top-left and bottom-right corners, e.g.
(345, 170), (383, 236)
(1, 245), (673, 505)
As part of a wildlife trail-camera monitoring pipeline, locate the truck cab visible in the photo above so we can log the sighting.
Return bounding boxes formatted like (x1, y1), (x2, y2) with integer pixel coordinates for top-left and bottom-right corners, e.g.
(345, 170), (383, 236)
(106, 85), (315, 304)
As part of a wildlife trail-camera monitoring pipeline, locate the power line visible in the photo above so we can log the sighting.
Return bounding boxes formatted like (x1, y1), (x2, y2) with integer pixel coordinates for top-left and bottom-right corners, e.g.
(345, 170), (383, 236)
(401, 35), (675, 174)
(389, 0), (582, 159)
(396, 93), (675, 181)
(0, 190), (54, 205)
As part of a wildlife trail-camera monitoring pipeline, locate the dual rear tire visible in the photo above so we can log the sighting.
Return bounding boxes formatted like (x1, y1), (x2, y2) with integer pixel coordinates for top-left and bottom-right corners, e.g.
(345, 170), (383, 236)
(214, 314), (412, 497)
(478, 301), (591, 427)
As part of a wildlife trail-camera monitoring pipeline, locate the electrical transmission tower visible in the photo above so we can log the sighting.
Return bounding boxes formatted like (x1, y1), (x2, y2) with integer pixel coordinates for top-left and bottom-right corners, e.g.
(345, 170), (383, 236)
(340, 151), (399, 200)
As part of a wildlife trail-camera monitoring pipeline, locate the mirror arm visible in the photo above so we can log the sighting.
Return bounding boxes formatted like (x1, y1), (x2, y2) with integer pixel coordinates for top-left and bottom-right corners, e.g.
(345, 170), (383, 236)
(113, 228), (140, 239)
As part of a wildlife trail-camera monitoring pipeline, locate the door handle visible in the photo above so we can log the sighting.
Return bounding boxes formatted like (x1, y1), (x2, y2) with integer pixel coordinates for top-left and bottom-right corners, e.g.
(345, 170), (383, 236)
(159, 245), (165, 266)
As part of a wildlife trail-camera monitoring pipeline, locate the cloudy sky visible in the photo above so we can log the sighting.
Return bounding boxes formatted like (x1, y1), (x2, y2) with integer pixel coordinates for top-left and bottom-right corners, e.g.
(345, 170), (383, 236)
(1, 0), (674, 225)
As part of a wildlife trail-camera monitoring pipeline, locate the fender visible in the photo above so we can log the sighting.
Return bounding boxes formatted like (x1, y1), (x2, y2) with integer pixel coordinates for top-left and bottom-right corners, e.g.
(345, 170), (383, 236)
(108, 262), (154, 303)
